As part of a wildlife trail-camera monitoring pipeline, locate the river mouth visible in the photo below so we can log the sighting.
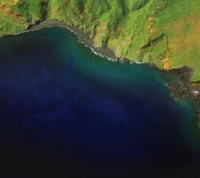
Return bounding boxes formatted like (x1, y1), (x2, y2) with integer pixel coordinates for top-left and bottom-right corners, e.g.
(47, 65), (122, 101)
(0, 27), (199, 177)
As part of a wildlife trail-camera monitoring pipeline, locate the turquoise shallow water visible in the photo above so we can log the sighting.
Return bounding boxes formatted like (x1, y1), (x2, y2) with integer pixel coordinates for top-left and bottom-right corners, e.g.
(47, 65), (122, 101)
(0, 27), (199, 177)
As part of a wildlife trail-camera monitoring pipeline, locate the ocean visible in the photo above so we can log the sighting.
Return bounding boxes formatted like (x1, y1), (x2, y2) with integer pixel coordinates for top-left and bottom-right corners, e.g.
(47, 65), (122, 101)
(0, 27), (199, 178)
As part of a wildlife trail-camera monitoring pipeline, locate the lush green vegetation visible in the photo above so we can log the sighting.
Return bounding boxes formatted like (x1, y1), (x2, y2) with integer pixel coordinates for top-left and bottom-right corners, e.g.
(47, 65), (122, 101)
(0, 0), (200, 82)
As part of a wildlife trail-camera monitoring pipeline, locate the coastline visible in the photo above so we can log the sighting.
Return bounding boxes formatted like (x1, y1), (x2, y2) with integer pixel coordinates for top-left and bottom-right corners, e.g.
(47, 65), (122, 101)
(1, 19), (200, 128)
(28, 20), (118, 62)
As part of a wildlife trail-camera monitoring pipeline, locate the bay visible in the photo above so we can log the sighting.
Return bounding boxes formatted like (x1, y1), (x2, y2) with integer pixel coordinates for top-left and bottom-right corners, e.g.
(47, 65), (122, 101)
(0, 27), (199, 177)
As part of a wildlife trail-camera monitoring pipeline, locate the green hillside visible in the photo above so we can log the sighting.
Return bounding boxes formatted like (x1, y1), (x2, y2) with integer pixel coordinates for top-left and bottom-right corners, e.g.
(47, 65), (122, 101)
(0, 0), (200, 82)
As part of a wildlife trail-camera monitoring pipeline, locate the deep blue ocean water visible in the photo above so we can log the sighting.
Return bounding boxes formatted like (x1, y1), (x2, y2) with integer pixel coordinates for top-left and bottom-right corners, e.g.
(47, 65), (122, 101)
(0, 27), (199, 178)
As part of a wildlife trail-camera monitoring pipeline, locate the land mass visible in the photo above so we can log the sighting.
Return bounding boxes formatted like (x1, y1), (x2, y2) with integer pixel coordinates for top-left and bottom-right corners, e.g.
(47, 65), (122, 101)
(0, 0), (200, 81)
